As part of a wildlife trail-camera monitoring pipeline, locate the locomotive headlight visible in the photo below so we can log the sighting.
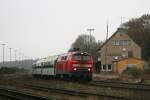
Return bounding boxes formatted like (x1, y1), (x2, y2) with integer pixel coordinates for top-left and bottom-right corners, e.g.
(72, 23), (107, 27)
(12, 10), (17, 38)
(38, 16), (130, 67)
(88, 68), (91, 71)
(73, 68), (77, 71)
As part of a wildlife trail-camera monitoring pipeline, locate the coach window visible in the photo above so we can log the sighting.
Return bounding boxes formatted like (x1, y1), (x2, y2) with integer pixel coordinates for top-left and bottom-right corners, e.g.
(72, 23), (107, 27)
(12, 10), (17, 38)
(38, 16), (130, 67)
(61, 56), (64, 60)
(57, 56), (62, 61)
(64, 56), (67, 60)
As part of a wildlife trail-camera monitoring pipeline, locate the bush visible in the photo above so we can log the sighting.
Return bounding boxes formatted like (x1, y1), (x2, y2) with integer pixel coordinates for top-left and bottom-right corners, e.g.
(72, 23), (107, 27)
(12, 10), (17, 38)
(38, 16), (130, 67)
(122, 67), (142, 78)
(0, 67), (25, 74)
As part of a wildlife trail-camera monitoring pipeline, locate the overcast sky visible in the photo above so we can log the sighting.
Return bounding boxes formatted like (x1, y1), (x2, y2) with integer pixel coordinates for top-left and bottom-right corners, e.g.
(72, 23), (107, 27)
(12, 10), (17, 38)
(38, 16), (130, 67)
(0, 0), (149, 61)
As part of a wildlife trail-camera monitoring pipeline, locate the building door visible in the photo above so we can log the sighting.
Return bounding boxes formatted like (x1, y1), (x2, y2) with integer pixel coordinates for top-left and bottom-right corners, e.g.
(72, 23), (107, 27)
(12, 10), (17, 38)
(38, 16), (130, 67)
(128, 51), (133, 58)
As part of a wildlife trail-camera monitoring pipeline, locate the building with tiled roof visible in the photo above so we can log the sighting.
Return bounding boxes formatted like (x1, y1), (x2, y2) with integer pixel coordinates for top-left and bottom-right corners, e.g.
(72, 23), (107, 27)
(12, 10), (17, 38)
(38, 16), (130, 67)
(98, 28), (142, 73)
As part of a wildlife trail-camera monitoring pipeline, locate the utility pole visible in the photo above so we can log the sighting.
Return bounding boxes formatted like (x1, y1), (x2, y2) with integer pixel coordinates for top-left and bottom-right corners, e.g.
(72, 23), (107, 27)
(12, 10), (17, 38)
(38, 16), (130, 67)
(22, 53), (24, 65)
(18, 52), (21, 65)
(104, 21), (109, 71)
(87, 28), (95, 52)
(19, 52), (21, 61)
(121, 17), (125, 25)
(87, 28), (95, 43)
(1, 44), (6, 65)
(9, 48), (12, 65)
(106, 21), (109, 40)
(14, 50), (17, 65)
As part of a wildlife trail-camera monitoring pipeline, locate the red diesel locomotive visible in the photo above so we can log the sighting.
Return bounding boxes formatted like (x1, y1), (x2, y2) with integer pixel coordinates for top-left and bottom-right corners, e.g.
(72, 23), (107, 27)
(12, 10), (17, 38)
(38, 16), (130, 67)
(32, 51), (93, 80)
(56, 51), (93, 80)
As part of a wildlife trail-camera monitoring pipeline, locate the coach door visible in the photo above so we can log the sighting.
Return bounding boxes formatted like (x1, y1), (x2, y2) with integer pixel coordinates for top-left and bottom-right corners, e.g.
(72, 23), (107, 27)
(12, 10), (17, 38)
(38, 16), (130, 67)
(62, 56), (68, 74)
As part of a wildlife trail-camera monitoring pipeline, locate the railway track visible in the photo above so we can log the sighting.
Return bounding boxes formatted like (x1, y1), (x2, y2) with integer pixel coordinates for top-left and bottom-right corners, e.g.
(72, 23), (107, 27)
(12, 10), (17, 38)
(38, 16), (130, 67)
(45, 77), (150, 91)
(0, 87), (57, 100)
(0, 74), (150, 100)
(26, 83), (143, 100)
(90, 80), (150, 91)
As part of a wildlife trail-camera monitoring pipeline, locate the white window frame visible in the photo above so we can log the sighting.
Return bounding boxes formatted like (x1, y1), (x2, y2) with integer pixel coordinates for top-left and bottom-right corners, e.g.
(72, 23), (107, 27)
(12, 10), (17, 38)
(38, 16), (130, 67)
(115, 40), (120, 45)
(101, 64), (106, 71)
(107, 64), (112, 71)
(101, 64), (112, 71)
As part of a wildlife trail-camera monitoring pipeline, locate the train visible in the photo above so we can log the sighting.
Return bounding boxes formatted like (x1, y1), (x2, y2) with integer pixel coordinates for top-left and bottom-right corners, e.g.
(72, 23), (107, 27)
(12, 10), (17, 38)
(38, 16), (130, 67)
(32, 51), (93, 81)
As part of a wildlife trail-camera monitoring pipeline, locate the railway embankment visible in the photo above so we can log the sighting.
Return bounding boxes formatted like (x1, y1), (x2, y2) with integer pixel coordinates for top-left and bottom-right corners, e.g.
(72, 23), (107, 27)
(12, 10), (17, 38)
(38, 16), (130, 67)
(0, 74), (150, 100)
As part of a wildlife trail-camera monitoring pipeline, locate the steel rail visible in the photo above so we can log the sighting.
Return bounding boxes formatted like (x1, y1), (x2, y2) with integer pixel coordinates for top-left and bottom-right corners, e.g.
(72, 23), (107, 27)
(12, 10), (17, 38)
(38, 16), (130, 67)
(27, 84), (142, 100)
(0, 87), (57, 100)
(91, 80), (150, 91)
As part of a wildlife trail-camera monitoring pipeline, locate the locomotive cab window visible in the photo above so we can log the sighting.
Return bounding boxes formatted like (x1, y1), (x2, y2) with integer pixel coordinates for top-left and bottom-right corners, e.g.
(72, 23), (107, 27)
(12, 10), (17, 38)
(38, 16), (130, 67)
(73, 54), (91, 61)
(61, 56), (68, 61)
(83, 56), (91, 61)
(64, 56), (67, 60)
(74, 55), (82, 60)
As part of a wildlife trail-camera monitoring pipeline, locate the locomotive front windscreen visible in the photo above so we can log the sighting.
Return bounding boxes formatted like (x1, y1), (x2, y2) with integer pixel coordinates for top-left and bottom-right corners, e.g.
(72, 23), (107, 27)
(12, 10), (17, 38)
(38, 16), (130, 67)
(73, 54), (91, 61)
(72, 53), (93, 72)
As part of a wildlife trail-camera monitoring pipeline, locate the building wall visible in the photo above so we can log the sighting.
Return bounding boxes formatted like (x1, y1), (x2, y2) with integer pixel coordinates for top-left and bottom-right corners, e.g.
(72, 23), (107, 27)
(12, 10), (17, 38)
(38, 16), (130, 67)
(99, 29), (141, 71)
(113, 58), (144, 74)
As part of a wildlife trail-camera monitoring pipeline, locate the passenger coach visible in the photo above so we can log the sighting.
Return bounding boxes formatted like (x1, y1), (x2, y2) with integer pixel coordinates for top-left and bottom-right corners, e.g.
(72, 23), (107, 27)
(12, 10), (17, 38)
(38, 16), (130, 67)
(32, 51), (93, 80)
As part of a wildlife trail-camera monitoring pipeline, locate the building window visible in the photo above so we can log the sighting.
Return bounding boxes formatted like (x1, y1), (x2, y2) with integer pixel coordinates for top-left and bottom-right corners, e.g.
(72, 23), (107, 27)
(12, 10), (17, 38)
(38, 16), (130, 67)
(101, 64), (112, 71)
(123, 40), (127, 45)
(112, 40), (120, 46)
(122, 52), (127, 58)
(102, 64), (106, 71)
(112, 40), (131, 46)
(127, 64), (137, 68)
(108, 64), (112, 71)
(123, 40), (131, 46)
(115, 40), (119, 45)
(98, 57), (101, 61)
(126, 64), (137, 70)
(120, 40), (122, 45)
(112, 40), (115, 45)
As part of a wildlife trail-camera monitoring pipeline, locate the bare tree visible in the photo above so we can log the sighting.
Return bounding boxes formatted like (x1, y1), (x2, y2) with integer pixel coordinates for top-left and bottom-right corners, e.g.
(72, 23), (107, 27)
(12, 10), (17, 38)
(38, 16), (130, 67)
(122, 14), (150, 60)
(68, 34), (103, 62)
